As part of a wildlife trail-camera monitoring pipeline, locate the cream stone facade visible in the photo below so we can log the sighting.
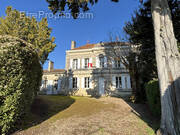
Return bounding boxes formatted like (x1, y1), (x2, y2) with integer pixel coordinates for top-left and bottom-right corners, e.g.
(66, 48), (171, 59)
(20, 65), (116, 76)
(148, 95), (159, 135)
(40, 41), (132, 97)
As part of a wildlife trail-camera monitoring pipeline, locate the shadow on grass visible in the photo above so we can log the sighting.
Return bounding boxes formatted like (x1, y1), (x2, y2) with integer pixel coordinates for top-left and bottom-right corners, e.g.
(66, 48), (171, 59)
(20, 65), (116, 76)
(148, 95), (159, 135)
(17, 95), (75, 131)
(123, 99), (160, 134)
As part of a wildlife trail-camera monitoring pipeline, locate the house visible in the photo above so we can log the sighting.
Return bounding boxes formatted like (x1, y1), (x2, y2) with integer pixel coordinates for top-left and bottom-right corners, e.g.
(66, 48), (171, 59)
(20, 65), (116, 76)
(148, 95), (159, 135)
(40, 61), (66, 95)
(40, 41), (132, 97)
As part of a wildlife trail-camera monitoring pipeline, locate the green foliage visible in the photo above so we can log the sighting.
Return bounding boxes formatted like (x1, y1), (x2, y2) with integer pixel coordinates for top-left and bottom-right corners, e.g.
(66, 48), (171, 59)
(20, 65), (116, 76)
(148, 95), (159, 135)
(0, 35), (42, 135)
(47, 0), (97, 18)
(46, 0), (118, 19)
(123, 0), (180, 101)
(171, 0), (180, 51)
(0, 6), (56, 64)
(145, 79), (161, 116)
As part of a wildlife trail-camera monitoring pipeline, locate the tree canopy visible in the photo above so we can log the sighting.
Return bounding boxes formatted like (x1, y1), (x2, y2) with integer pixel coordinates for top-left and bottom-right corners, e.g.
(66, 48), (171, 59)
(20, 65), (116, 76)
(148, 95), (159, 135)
(124, 0), (179, 81)
(0, 6), (56, 64)
(122, 0), (179, 100)
(124, 0), (179, 51)
(46, 0), (118, 18)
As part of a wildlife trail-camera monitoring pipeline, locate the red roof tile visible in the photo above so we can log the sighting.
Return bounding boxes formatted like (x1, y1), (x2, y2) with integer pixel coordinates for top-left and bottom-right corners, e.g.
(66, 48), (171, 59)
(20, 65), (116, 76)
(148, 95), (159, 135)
(71, 42), (131, 50)
(72, 44), (96, 50)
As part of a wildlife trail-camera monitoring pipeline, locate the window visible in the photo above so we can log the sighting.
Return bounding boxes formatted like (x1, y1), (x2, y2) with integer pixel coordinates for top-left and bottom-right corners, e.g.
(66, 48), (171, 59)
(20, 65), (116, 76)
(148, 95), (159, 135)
(99, 57), (104, 68)
(54, 80), (58, 90)
(84, 58), (89, 68)
(44, 77), (48, 88)
(73, 77), (77, 88)
(84, 77), (90, 88)
(116, 77), (122, 88)
(115, 60), (121, 68)
(124, 77), (128, 88)
(73, 59), (78, 69)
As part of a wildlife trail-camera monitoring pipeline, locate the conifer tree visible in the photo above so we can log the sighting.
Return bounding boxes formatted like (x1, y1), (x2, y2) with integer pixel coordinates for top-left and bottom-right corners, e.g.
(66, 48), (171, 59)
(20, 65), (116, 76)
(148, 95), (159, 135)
(123, 0), (180, 100)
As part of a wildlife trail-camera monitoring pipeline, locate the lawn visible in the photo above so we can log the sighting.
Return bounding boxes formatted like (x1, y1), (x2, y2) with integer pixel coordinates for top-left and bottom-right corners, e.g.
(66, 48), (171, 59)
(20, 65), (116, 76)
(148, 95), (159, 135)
(14, 95), (159, 135)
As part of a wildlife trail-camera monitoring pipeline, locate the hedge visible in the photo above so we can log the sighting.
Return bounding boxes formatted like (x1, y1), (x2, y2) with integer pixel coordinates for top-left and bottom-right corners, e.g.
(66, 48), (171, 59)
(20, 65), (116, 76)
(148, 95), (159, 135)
(0, 35), (42, 135)
(145, 79), (161, 116)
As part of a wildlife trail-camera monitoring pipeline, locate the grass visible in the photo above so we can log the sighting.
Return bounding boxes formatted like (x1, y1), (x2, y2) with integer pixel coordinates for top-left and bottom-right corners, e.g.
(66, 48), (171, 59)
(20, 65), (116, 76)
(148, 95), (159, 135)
(14, 95), (160, 135)
(136, 117), (156, 135)
(48, 96), (112, 122)
(50, 97), (111, 121)
(23, 96), (111, 129)
(23, 95), (75, 129)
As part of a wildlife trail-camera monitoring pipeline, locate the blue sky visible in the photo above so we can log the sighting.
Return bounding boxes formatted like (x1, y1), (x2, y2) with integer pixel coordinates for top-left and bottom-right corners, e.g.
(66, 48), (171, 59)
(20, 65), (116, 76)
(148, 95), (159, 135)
(0, 0), (140, 69)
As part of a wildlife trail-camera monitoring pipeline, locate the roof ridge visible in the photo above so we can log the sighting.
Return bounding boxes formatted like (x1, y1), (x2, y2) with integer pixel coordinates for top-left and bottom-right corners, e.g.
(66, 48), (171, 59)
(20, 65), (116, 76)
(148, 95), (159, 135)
(72, 43), (96, 50)
(71, 41), (131, 50)
(44, 69), (65, 73)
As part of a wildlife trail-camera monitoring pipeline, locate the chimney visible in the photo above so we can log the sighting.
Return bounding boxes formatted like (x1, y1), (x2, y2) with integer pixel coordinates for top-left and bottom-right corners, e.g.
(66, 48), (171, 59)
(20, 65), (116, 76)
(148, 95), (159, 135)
(48, 61), (54, 71)
(71, 41), (76, 49)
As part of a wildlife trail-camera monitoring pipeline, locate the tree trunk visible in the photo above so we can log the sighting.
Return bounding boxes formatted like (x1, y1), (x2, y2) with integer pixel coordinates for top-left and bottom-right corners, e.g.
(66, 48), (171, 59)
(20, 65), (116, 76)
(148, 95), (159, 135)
(129, 68), (137, 94)
(151, 0), (180, 134)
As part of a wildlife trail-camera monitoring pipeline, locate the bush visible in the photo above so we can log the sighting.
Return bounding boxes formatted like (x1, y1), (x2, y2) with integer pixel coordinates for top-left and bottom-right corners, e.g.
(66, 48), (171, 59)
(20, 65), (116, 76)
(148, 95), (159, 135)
(0, 35), (42, 134)
(145, 79), (161, 116)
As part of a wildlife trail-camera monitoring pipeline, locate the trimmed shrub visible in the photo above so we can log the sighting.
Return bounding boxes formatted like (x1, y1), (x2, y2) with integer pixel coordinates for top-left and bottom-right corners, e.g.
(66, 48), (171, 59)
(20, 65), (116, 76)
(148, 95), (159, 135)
(0, 35), (42, 134)
(145, 79), (161, 116)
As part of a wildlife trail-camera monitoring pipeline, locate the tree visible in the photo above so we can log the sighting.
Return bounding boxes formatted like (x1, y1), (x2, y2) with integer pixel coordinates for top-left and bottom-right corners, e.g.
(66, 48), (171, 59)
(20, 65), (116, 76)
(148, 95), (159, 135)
(124, 1), (157, 87)
(0, 35), (42, 134)
(46, 0), (180, 134)
(0, 6), (56, 64)
(151, 0), (180, 134)
(107, 34), (143, 101)
(123, 0), (180, 102)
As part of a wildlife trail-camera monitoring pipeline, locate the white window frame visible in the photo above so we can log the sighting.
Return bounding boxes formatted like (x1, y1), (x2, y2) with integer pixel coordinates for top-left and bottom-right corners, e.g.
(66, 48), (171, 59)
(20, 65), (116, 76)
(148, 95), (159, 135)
(124, 76), (128, 88)
(99, 57), (105, 68)
(73, 59), (78, 69)
(115, 59), (121, 68)
(84, 77), (90, 88)
(116, 76), (122, 89)
(73, 77), (77, 88)
(96, 56), (100, 68)
(84, 58), (89, 69)
(54, 80), (58, 90)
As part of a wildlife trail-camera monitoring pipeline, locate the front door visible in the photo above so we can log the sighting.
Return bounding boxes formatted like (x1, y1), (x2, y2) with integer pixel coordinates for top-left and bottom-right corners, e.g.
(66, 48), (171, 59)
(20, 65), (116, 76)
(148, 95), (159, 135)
(99, 77), (105, 95)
